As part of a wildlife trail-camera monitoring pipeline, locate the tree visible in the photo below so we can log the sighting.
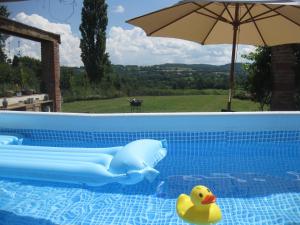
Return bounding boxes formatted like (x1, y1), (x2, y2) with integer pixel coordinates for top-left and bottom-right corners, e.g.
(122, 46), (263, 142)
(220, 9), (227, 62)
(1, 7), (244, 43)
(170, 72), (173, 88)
(242, 47), (272, 111)
(0, 5), (10, 63)
(60, 67), (73, 91)
(12, 55), (20, 67)
(79, 0), (110, 83)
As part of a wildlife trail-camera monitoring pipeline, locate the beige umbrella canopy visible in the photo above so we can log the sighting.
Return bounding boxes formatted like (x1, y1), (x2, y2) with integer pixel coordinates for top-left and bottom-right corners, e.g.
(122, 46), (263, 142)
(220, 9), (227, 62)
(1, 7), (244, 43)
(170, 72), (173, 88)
(127, 0), (300, 111)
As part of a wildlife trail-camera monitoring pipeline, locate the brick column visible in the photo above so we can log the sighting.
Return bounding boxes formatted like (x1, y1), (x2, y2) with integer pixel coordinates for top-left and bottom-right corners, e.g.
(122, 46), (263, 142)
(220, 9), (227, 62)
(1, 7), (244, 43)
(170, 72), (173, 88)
(271, 45), (296, 111)
(41, 41), (61, 112)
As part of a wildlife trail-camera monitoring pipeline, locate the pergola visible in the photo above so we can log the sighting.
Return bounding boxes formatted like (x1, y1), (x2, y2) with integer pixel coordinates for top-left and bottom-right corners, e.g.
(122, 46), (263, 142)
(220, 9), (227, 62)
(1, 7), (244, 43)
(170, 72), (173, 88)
(0, 0), (61, 111)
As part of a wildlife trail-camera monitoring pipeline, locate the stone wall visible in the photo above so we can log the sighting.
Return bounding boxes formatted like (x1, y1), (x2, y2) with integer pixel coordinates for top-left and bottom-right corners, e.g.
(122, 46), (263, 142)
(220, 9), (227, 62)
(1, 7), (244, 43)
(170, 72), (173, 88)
(271, 45), (296, 111)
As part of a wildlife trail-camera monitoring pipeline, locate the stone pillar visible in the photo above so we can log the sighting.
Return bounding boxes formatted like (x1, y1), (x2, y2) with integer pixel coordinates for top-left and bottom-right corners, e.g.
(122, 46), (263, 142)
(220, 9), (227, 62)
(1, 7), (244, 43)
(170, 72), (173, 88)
(271, 45), (296, 111)
(41, 41), (61, 112)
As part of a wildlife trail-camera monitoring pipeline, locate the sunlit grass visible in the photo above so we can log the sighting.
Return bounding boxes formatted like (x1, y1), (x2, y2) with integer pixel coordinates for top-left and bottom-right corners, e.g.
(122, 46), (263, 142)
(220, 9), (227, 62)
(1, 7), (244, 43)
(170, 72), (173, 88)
(62, 95), (260, 113)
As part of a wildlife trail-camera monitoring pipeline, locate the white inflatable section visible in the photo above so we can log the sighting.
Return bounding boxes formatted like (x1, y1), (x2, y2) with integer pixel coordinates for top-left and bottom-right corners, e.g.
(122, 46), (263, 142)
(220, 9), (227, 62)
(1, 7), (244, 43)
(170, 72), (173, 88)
(0, 135), (22, 145)
(0, 138), (167, 186)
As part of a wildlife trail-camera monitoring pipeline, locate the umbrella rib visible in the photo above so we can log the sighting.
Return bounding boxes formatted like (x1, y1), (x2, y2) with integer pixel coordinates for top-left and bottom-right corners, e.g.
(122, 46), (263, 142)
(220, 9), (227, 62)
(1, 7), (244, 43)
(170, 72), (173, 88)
(239, 4), (255, 22)
(241, 14), (280, 25)
(148, 2), (212, 36)
(202, 6), (228, 20)
(202, 7), (227, 44)
(195, 11), (231, 24)
(263, 4), (300, 27)
(291, 5), (300, 9)
(126, 2), (193, 23)
(223, 3), (234, 22)
(193, 2), (231, 24)
(240, 5), (284, 24)
(245, 4), (267, 46)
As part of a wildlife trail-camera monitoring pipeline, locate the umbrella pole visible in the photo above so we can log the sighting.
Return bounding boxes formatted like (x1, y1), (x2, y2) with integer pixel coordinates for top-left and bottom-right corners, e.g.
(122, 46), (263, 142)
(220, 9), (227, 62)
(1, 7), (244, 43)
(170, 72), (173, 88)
(227, 4), (240, 112)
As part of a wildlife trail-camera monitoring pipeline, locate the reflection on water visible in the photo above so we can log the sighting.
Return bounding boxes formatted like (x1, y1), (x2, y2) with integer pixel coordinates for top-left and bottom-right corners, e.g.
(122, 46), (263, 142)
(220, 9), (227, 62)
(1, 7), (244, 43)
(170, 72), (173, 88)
(156, 172), (300, 198)
(0, 138), (299, 224)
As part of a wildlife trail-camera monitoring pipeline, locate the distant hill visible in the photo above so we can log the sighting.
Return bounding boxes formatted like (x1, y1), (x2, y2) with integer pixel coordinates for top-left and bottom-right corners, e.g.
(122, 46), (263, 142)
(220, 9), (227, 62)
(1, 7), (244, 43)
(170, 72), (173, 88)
(63, 63), (244, 76)
(60, 63), (247, 98)
(112, 63), (244, 76)
(152, 63), (243, 72)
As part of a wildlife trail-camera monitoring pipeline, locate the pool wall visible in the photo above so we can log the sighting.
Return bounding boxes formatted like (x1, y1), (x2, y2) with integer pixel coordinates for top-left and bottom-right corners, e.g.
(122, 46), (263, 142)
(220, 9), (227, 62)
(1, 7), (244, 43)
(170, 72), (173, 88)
(1, 111), (300, 145)
(1, 111), (300, 132)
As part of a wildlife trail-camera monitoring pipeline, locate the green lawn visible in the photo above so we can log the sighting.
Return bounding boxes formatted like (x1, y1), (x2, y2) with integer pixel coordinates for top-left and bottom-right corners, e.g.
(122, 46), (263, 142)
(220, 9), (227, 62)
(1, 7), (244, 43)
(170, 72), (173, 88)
(62, 95), (261, 113)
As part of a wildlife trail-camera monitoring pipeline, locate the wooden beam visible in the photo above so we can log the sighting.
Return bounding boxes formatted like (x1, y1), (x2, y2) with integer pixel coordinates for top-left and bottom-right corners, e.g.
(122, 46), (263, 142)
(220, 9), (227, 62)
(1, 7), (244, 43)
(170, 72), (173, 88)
(0, 16), (61, 43)
(41, 41), (61, 112)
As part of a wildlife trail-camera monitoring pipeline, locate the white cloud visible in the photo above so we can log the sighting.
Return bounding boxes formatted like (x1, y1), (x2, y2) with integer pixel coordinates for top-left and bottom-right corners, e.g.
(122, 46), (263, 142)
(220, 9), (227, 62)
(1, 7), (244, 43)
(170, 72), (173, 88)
(5, 12), (82, 67)
(107, 26), (255, 65)
(5, 36), (40, 60)
(113, 5), (125, 13)
(4, 13), (255, 67)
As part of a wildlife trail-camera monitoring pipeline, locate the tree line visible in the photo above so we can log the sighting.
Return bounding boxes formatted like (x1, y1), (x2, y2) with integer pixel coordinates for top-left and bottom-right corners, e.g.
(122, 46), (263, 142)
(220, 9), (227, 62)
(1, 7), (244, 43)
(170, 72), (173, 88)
(0, 55), (248, 102)
(59, 63), (247, 102)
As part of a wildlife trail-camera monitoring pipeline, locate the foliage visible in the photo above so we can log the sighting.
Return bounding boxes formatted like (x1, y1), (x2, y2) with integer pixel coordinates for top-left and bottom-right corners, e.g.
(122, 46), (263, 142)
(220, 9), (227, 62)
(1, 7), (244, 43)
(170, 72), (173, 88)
(59, 63), (247, 102)
(243, 45), (300, 110)
(79, 0), (110, 83)
(111, 63), (246, 95)
(0, 5), (10, 63)
(0, 56), (41, 97)
(0, 54), (251, 107)
(233, 89), (252, 100)
(242, 47), (272, 111)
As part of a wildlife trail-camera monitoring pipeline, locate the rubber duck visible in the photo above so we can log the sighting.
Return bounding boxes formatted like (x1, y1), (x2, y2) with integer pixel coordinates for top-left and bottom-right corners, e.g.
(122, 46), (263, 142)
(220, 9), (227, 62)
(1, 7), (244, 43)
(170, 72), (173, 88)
(176, 185), (222, 225)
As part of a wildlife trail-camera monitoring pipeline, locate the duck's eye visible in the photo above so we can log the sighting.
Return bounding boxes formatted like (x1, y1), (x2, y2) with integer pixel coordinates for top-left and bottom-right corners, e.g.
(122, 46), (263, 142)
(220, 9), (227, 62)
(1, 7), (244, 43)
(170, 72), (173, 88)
(198, 193), (203, 198)
(207, 188), (211, 193)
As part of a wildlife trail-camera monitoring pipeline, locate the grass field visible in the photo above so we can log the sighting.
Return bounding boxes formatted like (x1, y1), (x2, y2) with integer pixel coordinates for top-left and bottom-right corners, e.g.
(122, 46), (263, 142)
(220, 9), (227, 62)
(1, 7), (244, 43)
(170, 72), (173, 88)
(62, 95), (261, 113)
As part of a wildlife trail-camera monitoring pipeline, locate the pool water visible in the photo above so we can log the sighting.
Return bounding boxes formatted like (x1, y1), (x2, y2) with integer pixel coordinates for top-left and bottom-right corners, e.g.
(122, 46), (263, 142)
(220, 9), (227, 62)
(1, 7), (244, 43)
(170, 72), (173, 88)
(0, 131), (300, 225)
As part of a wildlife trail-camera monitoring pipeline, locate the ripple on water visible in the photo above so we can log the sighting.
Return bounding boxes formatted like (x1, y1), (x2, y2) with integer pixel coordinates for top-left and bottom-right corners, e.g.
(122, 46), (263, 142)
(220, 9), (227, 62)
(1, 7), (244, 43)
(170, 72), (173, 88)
(0, 139), (300, 224)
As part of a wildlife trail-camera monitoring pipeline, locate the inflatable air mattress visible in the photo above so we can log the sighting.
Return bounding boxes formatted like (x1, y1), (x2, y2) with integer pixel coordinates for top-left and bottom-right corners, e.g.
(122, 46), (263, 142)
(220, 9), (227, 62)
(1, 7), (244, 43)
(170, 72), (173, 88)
(0, 135), (23, 145)
(0, 136), (167, 186)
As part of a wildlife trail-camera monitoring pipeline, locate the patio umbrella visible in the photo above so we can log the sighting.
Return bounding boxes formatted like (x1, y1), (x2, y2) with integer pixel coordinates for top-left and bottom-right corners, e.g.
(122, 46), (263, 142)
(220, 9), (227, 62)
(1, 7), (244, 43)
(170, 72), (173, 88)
(127, 0), (300, 111)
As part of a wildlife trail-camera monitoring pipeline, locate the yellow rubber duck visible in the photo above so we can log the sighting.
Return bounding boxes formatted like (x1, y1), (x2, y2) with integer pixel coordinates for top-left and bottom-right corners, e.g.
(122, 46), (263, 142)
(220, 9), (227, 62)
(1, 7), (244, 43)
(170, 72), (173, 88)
(176, 185), (222, 225)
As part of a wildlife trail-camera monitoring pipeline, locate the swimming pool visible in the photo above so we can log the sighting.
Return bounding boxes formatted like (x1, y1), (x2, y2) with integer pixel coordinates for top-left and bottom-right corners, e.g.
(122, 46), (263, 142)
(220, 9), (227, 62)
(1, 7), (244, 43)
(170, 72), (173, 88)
(0, 111), (299, 225)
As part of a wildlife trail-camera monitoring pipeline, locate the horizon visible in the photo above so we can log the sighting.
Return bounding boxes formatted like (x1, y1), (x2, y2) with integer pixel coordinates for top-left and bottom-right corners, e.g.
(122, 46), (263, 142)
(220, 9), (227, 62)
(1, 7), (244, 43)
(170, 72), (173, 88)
(63, 62), (245, 68)
(4, 0), (255, 67)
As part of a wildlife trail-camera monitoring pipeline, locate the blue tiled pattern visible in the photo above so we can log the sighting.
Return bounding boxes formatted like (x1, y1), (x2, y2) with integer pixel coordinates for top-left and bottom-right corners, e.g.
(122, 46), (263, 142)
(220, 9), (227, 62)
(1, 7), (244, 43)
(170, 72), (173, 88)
(0, 128), (299, 224)
(1, 128), (300, 146)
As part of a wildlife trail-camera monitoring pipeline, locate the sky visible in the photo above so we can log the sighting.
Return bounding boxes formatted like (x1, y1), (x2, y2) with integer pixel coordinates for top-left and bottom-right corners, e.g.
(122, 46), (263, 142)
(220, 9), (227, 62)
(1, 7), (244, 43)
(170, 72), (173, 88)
(3, 0), (255, 67)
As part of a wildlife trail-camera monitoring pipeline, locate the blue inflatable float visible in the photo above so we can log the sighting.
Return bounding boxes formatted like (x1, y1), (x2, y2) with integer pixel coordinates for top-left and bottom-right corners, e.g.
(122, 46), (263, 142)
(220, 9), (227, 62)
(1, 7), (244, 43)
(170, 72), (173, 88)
(0, 135), (167, 186)
(0, 135), (23, 145)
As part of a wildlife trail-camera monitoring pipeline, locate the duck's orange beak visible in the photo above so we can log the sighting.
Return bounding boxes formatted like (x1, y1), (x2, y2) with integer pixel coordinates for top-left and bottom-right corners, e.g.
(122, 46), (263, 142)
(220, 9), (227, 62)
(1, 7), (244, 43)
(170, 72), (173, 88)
(201, 194), (216, 204)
